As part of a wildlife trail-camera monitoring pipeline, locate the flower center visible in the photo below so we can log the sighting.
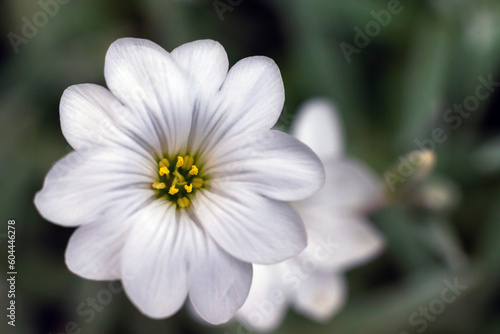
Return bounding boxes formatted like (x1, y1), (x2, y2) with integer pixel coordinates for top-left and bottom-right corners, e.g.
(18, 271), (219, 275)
(152, 155), (205, 208)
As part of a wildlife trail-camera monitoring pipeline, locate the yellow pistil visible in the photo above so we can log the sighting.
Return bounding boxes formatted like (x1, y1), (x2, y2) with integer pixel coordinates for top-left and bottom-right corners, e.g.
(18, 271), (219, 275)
(159, 166), (170, 176)
(182, 155), (194, 170)
(176, 156), (184, 168)
(192, 177), (204, 188)
(189, 165), (198, 175)
(168, 185), (179, 195)
(152, 182), (166, 190)
(184, 184), (193, 193)
(173, 170), (185, 182)
(159, 158), (170, 168)
(177, 197), (190, 208)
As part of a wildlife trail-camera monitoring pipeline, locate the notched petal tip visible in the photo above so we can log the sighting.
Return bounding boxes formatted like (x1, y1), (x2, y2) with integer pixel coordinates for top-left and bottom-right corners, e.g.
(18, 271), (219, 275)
(172, 38), (225, 53)
(107, 37), (164, 51)
(239, 55), (285, 103)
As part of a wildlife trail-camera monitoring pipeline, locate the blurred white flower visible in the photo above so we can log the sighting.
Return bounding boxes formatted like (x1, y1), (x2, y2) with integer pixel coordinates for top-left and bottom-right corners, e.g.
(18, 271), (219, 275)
(34, 38), (325, 324)
(236, 99), (385, 331)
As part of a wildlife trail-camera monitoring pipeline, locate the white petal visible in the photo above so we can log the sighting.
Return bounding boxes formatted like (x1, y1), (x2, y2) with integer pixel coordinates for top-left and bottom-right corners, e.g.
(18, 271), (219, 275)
(121, 201), (189, 319)
(171, 39), (228, 102)
(296, 158), (381, 213)
(237, 264), (290, 333)
(192, 56), (284, 154)
(104, 38), (193, 155)
(291, 98), (343, 161)
(192, 186), (307, 264)
(203, 130), (325, 202)
(188, 217), (252, 325)
(34, 148), (155, 227)
(60, 84), (124, 150)
(60, 84), (156, 156)
(185, 300), (207, 325)
(65, 197), (149, 280)
(298, 212), (384, 272)
(324, 158), (381, 209)
(292, 273), (346, 322)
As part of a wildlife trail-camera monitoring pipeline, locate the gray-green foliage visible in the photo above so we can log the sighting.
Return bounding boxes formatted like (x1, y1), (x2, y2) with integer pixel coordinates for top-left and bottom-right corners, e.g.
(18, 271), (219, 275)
(1, 0), (500, 333)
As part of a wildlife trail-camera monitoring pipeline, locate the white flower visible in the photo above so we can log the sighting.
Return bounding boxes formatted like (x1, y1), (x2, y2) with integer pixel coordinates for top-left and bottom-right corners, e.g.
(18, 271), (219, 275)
(236, 99), (385, 332)
(34, 38), (325, 324)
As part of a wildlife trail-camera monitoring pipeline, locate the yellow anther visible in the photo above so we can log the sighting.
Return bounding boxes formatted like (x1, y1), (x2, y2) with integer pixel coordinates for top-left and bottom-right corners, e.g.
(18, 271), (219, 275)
(176, 156), (184, 168)
(189, 165), (199, 175)
(159, 167), (170, 176)
(177, 197), (190, 208)
(168, 185), (179, 195)
(159, 158), (170, 168)
(183, 155), (194, 170)
(152, 182), (166, 190)
(184, 184), (193, 193)
(192, 177), (204, 188)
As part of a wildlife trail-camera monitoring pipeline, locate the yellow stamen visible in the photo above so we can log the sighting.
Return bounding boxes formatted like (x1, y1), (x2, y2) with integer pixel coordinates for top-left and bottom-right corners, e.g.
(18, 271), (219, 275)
(184, 184), (193, 193)
(168, 185), (179, 195)
(192, 177), (204, 188)
(177, 197), (190, 208)
(152, 182), (166, 190)
(176, 156), (184, 168)
(159, 166), (170, 176)
(183, 155), (194, 170)
(159, 158), (170, 168)
(189, 165), (199, 175)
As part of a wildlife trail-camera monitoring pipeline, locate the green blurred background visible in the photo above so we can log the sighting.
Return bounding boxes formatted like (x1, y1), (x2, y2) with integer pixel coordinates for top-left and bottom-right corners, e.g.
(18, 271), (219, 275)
(1, 0), (500, 333)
